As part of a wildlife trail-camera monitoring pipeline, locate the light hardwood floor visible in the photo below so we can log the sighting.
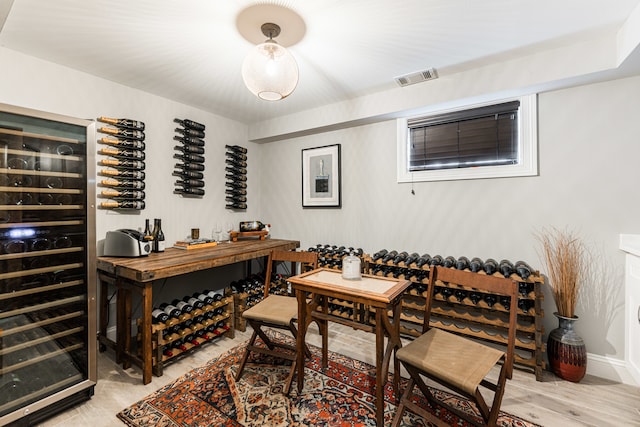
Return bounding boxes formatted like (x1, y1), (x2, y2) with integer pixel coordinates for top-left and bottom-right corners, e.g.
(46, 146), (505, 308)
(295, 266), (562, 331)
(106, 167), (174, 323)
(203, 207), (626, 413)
(37, 324), (640, 427)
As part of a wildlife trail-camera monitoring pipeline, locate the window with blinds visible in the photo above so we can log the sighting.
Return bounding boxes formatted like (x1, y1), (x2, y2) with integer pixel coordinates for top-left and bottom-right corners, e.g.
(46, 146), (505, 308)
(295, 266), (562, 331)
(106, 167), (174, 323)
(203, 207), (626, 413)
(408, 101), (519, 171)
(397, 94), (538, 183)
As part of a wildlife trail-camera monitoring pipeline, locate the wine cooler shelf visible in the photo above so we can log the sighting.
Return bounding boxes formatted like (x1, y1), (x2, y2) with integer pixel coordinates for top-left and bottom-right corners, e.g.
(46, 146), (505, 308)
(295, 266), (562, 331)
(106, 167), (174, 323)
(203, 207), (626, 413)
(97, 116), (147, 210)
(137, 296), (234, 374)
(225, 145), (247, 210)
(174, 118), (206, 197)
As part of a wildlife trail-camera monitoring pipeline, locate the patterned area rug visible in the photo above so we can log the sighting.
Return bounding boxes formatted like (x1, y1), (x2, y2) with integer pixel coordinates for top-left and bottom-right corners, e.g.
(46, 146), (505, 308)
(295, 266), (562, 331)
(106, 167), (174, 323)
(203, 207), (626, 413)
(117, 332), (539, 426)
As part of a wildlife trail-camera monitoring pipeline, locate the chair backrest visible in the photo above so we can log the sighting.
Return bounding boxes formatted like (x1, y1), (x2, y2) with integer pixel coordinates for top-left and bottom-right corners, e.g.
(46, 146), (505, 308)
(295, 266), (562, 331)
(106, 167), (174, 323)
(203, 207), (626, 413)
(426, 266), (519, 378)
(263, 250), (318, 297)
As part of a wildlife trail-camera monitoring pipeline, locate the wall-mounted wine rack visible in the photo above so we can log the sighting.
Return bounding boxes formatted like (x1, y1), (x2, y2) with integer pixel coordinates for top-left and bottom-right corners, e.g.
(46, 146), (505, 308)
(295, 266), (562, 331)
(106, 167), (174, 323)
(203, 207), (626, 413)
(173, 118), (206, 197)
(96, 116), (147, 210)
(225, 144), (247, 210)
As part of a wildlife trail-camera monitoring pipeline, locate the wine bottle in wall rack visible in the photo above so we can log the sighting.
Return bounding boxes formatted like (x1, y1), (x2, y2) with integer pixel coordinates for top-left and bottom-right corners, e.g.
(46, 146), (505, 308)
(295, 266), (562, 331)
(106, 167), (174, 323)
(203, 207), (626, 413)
(226, 195), (247, 203)
(99, 158), (145, 170)
(98, 147), (146, 160)
(100, 200), (145, 210)
(226, 180), (247, 189)
(99, 136), (146, 150)
(174, 118), (205, 131)
(226, 202), (247, 210)
(174, 145), (205, 154)
(225, 158), (247, 168)
(99, 168), (145, 180)
(226, 151), (247, 161)
(174, 127), (205, 138)
(175, 162), (205, 172)
(99, 126), (145, 141)
(100, 188), (145, 200)
(175, 179), (205, 188)
(98, 116), (146, 131)
(174, 153), (205, 163)
(225, 173), (247, 182)
(225, 144), (247, 154)
(173, 135), (205, 147)
(225, 188), (247, 196)
(173, 169), (204, 180)
(225, 166), (247, 175)
(100, 178), (145, 189)
(177, 187), (205, 196)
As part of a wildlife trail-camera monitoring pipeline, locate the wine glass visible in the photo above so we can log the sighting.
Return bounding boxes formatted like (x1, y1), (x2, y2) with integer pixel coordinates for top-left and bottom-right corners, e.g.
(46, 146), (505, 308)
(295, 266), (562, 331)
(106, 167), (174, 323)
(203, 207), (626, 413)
(213, 223), (222, 242)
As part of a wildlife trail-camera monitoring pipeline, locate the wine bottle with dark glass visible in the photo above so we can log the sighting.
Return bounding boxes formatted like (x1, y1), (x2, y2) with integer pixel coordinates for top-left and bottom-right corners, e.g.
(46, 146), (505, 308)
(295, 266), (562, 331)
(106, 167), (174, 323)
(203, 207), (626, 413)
(100, 168), (146, 180)
(177, 188), (205, 196)
(405, 252), (420, 266)
(174, 153), (205, 163)
(499, 259), (515, 277)
(429, 255), (444, 266)
(100, 200), (145, 210)
(99, 136), (146, 150)
(175, 162), (205, 171)
(225, 144), (248, 154)
(415, 254), (431, 268)
(100, 189), (145, 200)
(443, 256), (456, 268)
(469, 257), (484, 273)
(143, 219), (153, 241)
(100, 158), (145, 170)
(175, 179), (205, 188)
(99, 147), (146, 160)
(152, 218), (165, 252)
(174, 135), (205, 146)
(382, 250), (398, 263)
(515, 260), (533, 280)
(99, 126), (145, 140)
(100, 178), (145, 189)
(174, 145), (205, 155)
(174, 118), (206, 131)
(152, 307), (170, 324)
(393, 251), (409, 265)
(483, 258), (498, 275)
(456, 256), (470, 270)
(173, 169), (204, 180)
(175, 127), (205, 139)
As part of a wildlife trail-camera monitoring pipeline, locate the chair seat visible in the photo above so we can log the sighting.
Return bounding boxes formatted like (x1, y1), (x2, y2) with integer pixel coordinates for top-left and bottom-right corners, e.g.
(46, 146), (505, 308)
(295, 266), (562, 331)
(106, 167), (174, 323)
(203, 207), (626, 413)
(397, 328), (504, 395)
(242, 295), (298, 326)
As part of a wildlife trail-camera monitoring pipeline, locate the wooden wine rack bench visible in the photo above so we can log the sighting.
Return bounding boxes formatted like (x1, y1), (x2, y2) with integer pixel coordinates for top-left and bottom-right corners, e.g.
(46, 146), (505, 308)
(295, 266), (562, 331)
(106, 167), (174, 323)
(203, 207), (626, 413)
(136, 296), (235, 377)
(363, 257), (545, 380)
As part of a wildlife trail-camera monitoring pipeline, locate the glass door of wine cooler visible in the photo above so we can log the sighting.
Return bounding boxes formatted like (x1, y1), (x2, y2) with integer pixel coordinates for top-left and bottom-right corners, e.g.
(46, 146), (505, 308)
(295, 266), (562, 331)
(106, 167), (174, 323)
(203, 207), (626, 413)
(0, 103), (96, 426)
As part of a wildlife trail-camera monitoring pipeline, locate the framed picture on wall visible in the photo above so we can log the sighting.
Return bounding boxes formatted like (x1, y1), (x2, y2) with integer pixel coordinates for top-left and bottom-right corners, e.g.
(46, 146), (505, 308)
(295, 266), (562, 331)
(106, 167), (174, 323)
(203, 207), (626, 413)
(302, 144), (341, 208)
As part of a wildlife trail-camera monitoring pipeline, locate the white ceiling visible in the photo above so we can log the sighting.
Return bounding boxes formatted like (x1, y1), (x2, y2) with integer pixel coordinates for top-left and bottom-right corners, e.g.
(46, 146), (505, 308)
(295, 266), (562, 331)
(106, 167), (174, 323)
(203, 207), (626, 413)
(1, 0), (639, 125)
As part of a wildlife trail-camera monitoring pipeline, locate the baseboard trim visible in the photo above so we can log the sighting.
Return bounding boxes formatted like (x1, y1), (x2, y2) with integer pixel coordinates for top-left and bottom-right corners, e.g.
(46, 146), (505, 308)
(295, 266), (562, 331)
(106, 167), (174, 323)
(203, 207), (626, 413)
(587, 352), (639, 386)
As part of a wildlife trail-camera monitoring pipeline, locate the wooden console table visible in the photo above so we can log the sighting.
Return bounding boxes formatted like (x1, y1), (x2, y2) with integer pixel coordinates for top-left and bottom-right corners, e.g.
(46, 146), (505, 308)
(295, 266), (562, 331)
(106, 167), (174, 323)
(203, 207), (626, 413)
(288, 268), (411, 427)
(97, 238), (299, 384)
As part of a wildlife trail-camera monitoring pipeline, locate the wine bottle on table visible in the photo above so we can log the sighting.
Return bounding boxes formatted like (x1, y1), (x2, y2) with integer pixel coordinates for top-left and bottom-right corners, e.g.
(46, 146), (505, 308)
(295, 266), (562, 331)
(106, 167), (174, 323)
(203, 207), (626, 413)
(100, 178), (145, 189)
(175, 127), (205, 139)
(173, 169), (204, 180)
(100, 200), (145, 209)
(143, 219), (153, 241)
(100, 168), (145, 180)
(239, 221), (266, 231)
(98, 116), (145, 131)
(99, 147), (145, 160)
(100, 188), (145, 200)
(99, 158), (145, 170)
(174, 135), (205, 147)
(174, 145), (205, 155)
(99, 126), (145, 141)
(152, 218), (165, 252)
(174, 153), (205, 163)
(174, 118), (206, 131)
(99, 136), (146, 150)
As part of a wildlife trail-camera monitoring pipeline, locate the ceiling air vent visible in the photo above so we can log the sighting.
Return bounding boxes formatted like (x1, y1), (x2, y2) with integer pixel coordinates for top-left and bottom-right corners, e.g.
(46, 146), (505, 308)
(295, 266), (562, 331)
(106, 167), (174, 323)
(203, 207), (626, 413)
(395, 68), (438, 87)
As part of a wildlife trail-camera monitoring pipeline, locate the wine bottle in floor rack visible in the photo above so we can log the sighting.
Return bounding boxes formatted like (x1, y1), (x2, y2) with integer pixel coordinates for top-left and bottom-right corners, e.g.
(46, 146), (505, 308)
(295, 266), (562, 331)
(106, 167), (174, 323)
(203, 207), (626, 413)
(515, 260), (533, 280)
(415, 254), (431, 268)
(381, 250), (397, 263)
(499, 259), (515, 277)
(174, 135), (205, 146)
(99, 136), (146, 150)
(98, 116), (146, 131)
(429, 255), (444, 266)
(99, 126), (145, 141)
(469, 257), (483, 272)
(456, 256), (470, 270)
(393, 251), (409, 265)
(483, 258), (498, 275)
(405, 252), (420, 266)
(371, 249), (388, 262)
(174, 118), (206, 131)
(443, 256), (456, 268)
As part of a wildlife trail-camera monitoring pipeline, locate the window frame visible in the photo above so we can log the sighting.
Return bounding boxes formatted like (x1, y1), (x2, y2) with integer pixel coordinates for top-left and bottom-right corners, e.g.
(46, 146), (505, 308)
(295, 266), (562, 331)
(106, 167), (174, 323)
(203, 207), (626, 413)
(396, 94), (538, 183)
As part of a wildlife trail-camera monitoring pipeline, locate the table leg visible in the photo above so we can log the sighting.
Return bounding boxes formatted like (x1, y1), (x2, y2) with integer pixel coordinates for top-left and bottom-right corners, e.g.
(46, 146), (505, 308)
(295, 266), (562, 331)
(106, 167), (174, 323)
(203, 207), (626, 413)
(296, 289), (308, 393)
(375, 307), (385, 427)
(141, 282), (153, 385)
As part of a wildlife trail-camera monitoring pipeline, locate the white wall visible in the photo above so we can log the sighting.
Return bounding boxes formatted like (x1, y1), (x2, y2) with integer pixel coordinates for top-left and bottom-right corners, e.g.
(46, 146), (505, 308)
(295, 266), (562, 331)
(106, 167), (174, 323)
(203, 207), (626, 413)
(258, 76), (640, 384)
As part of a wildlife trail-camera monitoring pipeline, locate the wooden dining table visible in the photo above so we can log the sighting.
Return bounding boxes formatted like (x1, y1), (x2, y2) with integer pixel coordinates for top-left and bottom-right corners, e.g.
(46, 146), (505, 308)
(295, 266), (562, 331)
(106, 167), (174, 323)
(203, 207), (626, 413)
(287, 268), (411, 427)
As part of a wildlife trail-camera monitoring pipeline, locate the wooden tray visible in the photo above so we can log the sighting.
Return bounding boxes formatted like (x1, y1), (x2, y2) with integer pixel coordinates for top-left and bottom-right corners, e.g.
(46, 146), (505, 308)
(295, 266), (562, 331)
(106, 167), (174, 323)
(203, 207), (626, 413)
(229, 230), (268, 241)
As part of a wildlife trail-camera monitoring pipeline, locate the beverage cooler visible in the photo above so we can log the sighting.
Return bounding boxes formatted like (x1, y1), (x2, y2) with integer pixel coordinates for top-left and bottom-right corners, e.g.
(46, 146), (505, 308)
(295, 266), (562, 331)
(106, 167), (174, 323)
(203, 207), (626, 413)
(0, 103), (97, 426)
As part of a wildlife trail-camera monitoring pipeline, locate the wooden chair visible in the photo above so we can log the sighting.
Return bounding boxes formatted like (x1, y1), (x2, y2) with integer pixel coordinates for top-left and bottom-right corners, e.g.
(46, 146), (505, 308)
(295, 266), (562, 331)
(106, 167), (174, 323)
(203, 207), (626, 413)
(235, 249), (318, 394)
(391, 266), (519, 427)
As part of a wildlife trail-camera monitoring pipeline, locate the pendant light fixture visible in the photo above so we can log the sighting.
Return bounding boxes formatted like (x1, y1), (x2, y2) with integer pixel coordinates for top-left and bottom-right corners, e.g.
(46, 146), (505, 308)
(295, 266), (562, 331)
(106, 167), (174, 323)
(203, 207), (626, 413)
(241, 22), (299, 101)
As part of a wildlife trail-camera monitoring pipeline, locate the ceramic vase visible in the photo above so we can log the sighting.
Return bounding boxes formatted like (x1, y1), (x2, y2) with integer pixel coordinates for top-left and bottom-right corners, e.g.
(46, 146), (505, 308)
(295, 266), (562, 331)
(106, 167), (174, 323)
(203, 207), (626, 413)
(547, 312), (587, 382)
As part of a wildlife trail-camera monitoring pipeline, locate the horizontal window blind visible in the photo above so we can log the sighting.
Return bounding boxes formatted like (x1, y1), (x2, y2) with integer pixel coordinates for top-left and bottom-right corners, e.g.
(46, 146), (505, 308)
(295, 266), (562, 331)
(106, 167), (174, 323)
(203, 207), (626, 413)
(408, 101), (520, 171)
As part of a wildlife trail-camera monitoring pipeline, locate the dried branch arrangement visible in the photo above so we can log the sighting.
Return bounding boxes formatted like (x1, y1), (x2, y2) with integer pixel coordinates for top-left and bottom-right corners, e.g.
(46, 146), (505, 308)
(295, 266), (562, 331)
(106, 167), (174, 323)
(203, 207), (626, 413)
(536, 227), (590, 318)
